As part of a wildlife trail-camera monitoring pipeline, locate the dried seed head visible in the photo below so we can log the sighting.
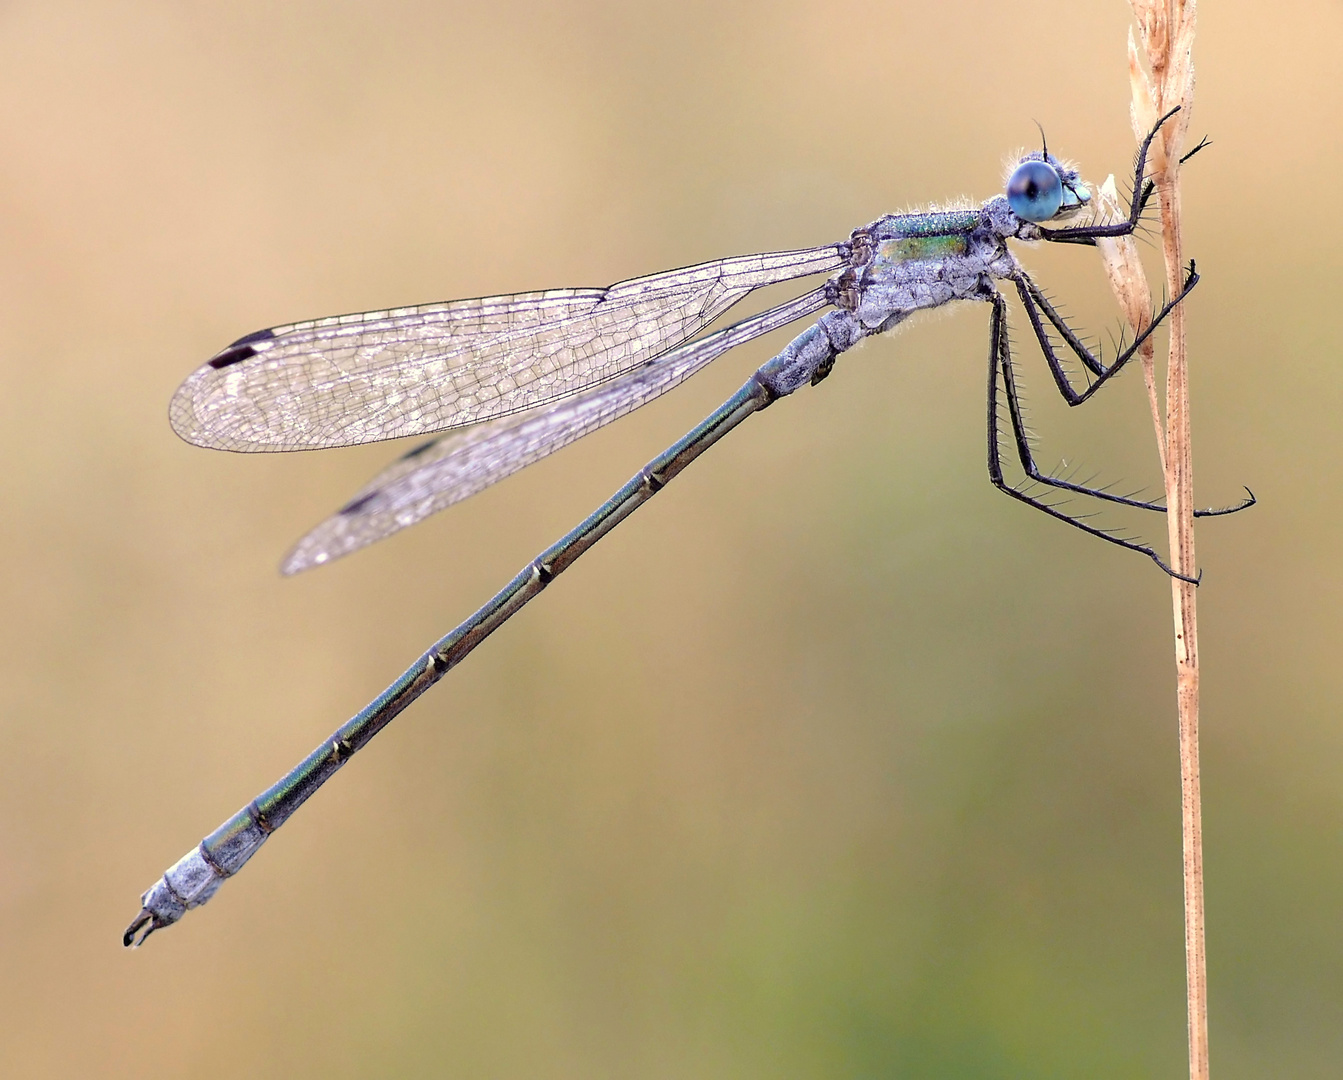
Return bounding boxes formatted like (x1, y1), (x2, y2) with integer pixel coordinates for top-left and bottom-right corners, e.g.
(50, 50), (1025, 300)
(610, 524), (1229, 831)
(1095, 174), (1154, 339)
(1129, 0), (1168, 70)
(1129, 0), (1198, 174)
(1128, 28), (1164, 172)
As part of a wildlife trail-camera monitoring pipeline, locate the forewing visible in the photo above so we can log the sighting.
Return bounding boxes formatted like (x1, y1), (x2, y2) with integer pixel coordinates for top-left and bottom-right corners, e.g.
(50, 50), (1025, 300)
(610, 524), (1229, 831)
(281, 287), (831, 573)
(172, 245), (845, 452)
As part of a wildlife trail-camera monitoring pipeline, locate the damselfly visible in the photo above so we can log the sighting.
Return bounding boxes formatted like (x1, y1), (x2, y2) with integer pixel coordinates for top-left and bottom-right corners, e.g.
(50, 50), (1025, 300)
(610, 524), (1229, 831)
(126, 108), (1244, 945)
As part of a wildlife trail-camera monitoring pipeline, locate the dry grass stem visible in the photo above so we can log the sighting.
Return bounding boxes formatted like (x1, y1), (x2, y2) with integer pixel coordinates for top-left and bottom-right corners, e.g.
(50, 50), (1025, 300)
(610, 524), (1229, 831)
(1096, 2), (1208, 1077)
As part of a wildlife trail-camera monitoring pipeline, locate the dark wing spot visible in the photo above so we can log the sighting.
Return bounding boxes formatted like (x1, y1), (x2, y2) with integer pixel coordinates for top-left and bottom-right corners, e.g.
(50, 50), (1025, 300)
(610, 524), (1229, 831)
(339, 491), (384, 516)
(399, 437), (440, 461)
(208, 328), (276, 369)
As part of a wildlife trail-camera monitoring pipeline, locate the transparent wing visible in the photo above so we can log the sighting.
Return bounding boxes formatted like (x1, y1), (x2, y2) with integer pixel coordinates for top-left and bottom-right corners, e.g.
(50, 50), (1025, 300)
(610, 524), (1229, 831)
(281, 287), (831, 573)
(171, 245), (846, 452)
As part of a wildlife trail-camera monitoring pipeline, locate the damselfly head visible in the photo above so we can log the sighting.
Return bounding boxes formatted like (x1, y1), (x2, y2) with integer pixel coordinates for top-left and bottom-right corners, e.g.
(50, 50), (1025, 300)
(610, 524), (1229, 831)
(1005, 151), (1091, 223)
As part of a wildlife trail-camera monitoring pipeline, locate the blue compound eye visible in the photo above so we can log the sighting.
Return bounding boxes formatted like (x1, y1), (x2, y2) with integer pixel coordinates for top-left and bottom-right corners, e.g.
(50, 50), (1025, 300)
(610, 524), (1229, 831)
(1007, 160), (1064, 222)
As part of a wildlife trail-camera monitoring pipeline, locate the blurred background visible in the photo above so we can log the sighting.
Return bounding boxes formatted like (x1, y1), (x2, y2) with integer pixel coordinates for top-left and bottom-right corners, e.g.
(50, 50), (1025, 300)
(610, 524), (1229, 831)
(1, 1), (1338, 1076)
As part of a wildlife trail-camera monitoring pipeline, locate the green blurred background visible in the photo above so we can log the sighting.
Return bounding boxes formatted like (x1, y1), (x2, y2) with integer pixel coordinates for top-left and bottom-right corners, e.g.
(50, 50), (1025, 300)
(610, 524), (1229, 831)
(2, 1), (1339, 1076)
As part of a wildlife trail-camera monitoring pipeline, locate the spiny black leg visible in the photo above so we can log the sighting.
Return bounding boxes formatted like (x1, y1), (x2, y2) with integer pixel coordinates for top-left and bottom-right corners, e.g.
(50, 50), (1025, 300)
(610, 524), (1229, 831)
(1008, 273), (1255, 518)
(991, 300), (1038, 480)
(1136, 135), (1211, 218)
(1191, 488), (1257, 517)
(1013, 261), (1200, 408)
(1015, 275), (1107, 385)
(1000, 293), (1174, 514)
(1040, 133), (1210, 249)
(997, 293), (1173, 513)
(985, 292), (1200, 583)
(1003, 284), (1243, 516)
(985, 293), (1015, 487)
(1018, 275), (1103, 376)
(1040, 106), (1181, 244)
(1057, 260), (1197, 405)
(1027, 279), (1108, 378)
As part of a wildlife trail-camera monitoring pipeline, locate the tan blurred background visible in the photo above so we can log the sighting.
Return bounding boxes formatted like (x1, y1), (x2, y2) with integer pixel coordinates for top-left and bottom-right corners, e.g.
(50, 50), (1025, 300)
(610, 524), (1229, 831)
(1, 1), (1339, 1076)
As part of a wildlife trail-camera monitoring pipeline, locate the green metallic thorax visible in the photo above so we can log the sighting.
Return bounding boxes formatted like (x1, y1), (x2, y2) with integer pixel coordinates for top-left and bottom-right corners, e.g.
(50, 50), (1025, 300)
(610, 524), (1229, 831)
(872, 208), (979, 265)
(878, 233), (969, 264)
